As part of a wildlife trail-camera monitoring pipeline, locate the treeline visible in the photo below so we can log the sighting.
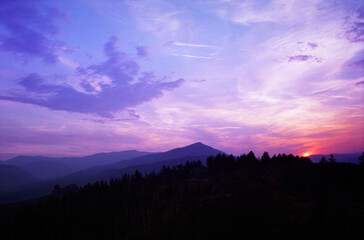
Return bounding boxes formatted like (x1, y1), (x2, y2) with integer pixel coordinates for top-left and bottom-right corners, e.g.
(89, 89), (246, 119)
(1, 152), (363, 240)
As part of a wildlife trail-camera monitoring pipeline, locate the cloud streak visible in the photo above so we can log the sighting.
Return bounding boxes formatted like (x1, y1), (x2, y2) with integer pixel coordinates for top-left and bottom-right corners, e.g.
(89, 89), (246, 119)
(288, 55), (321, 62)
(171, 53), (223, 61)
(346, 7), (364, 42)
(169, 41), (220, 49)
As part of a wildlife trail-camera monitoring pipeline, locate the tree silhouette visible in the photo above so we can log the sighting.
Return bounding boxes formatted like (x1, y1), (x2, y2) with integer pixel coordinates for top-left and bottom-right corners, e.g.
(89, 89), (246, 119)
(359, 152), (364, 167)
(261, 152), (271, 163)
(320, 156), (328, 164)
(247, 151), (257, 162)
(328, 154), (336, 163)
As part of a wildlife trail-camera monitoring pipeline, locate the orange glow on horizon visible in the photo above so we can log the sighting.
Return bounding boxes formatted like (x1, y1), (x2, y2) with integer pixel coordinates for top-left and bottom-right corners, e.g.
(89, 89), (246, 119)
(303, 152), (310, 157)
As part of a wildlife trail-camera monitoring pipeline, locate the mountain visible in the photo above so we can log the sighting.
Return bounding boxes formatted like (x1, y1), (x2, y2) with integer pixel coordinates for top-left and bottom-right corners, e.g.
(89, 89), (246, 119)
(64, 142), (224, 177)
(309, 153), (362, 164)
(19, 161), (75, 180)
(110, 142), (223, 169)
(61, 150), (152, 169)
(4, 150), (151, 180)
(0, 143), (223, 203)
(6, 156), (55, 166)
(59, 155), (211, 187)
(0, 153), (17, 161)
(0, 165), (40, 192)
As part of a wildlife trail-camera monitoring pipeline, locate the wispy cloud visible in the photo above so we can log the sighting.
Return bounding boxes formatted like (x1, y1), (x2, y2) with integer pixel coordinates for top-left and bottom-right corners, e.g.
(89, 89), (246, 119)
(307, 42), (318, 49)
(171, 53), (223, 61)
(168, 41), (220, 49)
(58, 56), (79, 69)
(171, 53), (210, 59)
(349, 59), (364, 69)
(210, 0), (321, 26)
(126, 0), (182, 36)
(345, 7), (364, 42)
(288, 55), (321, 62)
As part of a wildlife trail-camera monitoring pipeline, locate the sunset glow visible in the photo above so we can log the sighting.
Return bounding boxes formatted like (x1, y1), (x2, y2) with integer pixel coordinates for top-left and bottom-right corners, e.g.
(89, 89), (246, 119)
(0, 0), (363, 158)
(303, 153), (311, 157)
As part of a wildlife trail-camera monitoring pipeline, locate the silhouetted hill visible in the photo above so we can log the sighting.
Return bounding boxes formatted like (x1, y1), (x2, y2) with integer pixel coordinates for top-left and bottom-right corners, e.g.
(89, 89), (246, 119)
(109, 142), (224, 169)
(65, 155), (211, 187)
(63, 150), (152, 169)
(0, 165), (40, 192)
(56, 142), (223, 182)
(309, 153), (361, 164)
(0, 143), (223, 203)
(6, 156), (55, 166)
(4, 150), (151, 180)
(0, 153), (19, 161)
(19, 161), (75, 180)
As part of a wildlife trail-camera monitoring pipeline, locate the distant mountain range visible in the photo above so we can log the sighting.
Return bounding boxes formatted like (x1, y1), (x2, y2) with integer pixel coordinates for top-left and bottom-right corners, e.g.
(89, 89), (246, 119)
(4, 150), (151, 180)
(0, 142), (223, 203)
(0, 153), (17, 161)
(0, 144), (361, 204)
(0, 165), (40, 192)
(309, 153), (362, 164)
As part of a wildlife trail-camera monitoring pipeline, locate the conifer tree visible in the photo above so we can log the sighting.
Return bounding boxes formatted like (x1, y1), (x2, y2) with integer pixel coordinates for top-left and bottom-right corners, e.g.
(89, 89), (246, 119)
(328, 154), (336, 163)
(359, 152), (364, 167)
(320, 156), (327, 164)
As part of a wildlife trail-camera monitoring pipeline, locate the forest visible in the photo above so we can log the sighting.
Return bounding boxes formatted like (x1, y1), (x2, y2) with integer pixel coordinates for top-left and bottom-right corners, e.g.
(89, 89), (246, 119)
(0, 152), (363, 240)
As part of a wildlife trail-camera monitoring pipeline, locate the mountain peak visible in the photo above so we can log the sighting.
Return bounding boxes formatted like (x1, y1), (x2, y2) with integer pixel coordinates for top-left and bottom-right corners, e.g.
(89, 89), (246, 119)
(167, 142), (224, 156)
(188, 142), (207, 147)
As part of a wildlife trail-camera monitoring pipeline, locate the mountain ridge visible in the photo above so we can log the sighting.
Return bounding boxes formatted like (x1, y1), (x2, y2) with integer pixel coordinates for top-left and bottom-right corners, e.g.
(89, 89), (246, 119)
(309, 152), (361, 164)
(4, 150), (152, 180)
(0, 165), (41, 192)
(0, 142), (224, 203)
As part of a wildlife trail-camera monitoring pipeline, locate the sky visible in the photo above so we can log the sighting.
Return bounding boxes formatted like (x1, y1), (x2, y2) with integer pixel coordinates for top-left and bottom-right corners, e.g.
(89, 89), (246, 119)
(0, 0), (363, 159)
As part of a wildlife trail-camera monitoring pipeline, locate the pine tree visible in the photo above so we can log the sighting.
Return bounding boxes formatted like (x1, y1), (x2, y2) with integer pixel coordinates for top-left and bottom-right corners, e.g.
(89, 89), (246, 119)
(261, 152), (271, 163)
(328, 154), (336, 164)
(320, 156), (328, 164)
(359, 152), (364, 167)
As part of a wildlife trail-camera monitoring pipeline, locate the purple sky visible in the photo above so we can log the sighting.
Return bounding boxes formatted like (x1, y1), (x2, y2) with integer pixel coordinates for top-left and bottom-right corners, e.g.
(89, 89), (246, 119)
(0, 0), (363, 159)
